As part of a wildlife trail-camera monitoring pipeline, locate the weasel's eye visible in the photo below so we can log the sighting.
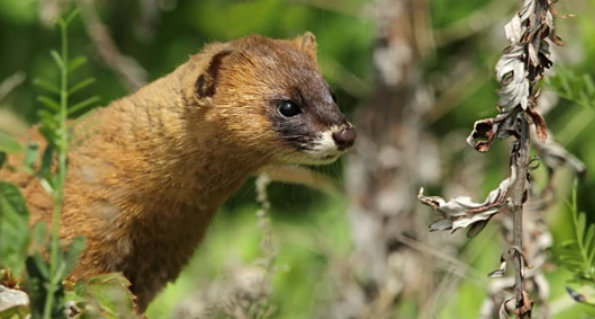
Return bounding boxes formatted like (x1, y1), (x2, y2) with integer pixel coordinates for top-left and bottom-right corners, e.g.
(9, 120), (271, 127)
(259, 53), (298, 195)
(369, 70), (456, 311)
(277, 100), (301, 117)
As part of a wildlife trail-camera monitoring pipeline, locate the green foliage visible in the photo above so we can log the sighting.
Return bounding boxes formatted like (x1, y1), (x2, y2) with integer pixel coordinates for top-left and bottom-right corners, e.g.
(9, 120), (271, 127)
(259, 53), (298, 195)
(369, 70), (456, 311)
(546, 68), (595, 110)
(25, 234), (85, 318)
(65, 274), (140, 319)
(0, 1), (593, 318)
(0, 0), (37, 25)
(29, 10), (96, 319)
(0, 9), (121, 319)
(0, 181), (30, 277)
(558, 183), (595, 286)
(0, 131), (23, 154)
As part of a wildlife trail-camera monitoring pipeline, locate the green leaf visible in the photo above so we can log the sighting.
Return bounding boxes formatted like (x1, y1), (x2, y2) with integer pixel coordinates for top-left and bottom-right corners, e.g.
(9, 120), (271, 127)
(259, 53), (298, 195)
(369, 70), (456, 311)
(68, 56), (88, 73)
(68, 78), (96, 96)
(30, 221), (47, 251)
(578, 213), (587, 239)
(558, 183), (595, 287)
(23, 142), (39, 169)
(0, 182), (30, 276)
(25, 253), (65, 318)
(560, 240), (578, 248)
(63, 236), (86, 276)
(0, 132), (23, 154)
(583, 74), (595, 96)
(50, 50), (65, 69)
(33, 78), (61, 95)
(67, 274), (141, 319)
(586, 224), (595, 263)
(37, 96), (60, 112)
(64, 9), (79, 26)
(37, 145), (55, 193)
(560, 72), (573, 98)
(0, 152), (6, 169)
(68, 96), (100, 115)
(37, 125), (58, 149)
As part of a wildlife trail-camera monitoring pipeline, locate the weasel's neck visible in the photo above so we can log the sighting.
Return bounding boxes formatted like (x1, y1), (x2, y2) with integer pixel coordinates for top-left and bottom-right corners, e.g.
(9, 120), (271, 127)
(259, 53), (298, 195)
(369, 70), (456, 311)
(74, 66), (265, 222)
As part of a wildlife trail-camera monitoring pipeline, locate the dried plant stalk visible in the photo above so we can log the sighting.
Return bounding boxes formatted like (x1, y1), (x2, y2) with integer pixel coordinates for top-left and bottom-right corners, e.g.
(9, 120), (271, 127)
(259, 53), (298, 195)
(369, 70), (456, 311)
(418, 0), (570, 317)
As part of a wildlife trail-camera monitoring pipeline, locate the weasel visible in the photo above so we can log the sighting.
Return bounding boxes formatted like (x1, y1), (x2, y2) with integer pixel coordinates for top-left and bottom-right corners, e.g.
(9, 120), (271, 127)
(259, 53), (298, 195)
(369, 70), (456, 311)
(0, 32), (356, 311)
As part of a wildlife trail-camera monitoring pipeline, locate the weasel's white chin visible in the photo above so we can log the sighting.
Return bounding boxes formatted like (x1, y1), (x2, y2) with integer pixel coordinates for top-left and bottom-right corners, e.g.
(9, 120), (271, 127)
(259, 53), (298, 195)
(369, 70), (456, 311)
(302, 152), (343, 165)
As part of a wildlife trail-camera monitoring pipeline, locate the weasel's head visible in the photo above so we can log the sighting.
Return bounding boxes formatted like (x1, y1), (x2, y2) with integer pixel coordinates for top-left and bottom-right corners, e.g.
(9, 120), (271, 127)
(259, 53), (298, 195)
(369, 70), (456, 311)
(188, 32), (355, 165)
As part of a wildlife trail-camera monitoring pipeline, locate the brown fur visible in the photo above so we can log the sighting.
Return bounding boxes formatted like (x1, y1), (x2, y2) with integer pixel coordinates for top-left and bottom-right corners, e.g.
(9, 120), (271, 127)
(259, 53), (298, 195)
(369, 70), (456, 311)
(0, 33), (352, 312)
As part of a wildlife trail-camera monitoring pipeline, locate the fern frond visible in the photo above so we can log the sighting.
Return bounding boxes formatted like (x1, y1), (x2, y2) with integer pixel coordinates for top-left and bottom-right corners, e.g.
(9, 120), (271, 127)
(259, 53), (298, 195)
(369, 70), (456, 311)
(558, 182), (595, 286)
(546, 68), (595, 109)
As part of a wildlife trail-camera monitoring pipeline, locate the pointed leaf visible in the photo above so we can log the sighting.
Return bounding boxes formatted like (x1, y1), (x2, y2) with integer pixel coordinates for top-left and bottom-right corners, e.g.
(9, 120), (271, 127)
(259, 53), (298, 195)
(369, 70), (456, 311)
(578, 213), (587, 238)
(68, 56), (88, 73)
(37, 96), (60, 112)
(587, 224), (595, 266)
(37, 144), (55, 188)
(63, 236), (86, 275)
(68, 96), (100, 115)
(50, 50), (64, 69)
(0, 131), (23, 154)
(33, 78), (60, 95)
(559, 73), (572, 98)
(583, 74), (595, 96)
(30, 221), (47, 251)
(68, 77), (96, 96)
(64, 9), (79, 26)
(0, 182), (30, 276)
(23, 142), (39, 169)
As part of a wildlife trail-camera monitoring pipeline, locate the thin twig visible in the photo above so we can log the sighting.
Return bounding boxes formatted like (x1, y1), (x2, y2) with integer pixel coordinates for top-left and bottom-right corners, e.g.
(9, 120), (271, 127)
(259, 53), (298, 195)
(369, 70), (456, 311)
(433, 0), (512, 47)
(77, 0), (148, 92)
(289, 0), (366, 19)
(511, 113), (531, 318)
(0, 72), (26, 103)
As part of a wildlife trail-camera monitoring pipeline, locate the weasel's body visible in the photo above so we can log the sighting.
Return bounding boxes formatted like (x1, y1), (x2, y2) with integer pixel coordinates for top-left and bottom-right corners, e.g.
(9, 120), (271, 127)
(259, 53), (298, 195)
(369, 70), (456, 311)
(0, 33), (355, 311)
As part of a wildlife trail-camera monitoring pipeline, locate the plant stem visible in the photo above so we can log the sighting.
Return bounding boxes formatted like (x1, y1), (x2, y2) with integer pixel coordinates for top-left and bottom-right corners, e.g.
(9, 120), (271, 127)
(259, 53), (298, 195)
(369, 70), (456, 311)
(42, 20), (69, 319)
(512, 112), (531, 317)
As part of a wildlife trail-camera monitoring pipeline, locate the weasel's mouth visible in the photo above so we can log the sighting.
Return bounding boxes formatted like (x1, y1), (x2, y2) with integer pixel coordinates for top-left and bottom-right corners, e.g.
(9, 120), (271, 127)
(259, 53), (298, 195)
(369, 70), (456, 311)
(322, 154), (339, 160)
(307, 151), (343, 164)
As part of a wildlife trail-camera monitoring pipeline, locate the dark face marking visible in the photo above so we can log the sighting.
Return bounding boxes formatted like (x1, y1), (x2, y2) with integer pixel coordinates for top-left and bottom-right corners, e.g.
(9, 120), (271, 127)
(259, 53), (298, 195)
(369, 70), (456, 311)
(267, 84), (348, 152)
(197, 35), (352, 154)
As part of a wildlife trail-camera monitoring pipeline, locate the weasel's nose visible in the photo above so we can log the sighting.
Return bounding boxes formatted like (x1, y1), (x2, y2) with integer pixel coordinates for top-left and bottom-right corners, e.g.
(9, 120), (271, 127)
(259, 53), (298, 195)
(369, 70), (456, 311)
(332, 127), (356, 150)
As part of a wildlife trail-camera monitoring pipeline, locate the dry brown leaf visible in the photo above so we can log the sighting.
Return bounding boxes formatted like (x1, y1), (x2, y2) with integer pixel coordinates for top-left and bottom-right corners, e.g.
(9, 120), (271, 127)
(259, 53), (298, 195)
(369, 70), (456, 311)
(418, 165), (516, 234)
(467, 108), (521, 153)
(526, 106), (548, 142)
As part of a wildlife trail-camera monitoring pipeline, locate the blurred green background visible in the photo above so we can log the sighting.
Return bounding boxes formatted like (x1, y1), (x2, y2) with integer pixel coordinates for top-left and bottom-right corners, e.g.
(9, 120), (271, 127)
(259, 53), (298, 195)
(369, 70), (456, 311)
(1, 0), (595, 318)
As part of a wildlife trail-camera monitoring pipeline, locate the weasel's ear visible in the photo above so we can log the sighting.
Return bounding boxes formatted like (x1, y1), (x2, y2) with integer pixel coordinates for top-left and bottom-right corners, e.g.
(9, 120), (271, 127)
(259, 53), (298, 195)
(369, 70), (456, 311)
(292, 32), (317, 59)
(196, 49), (234, 99)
